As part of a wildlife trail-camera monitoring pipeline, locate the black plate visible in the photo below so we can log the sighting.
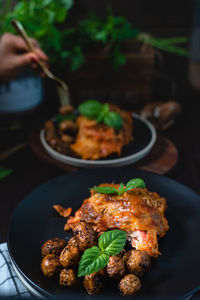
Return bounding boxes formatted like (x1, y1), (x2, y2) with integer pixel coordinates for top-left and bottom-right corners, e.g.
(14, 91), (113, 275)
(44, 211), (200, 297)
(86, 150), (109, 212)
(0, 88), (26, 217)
(41, 114), (156, 168)
(7, 168), (200, 299)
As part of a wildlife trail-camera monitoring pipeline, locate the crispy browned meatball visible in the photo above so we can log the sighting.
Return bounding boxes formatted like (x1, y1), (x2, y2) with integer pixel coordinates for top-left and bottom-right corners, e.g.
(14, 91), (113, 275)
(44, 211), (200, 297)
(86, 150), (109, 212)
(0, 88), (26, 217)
(119, 274), (142, 296)
(106, 255), (125, 279)
(41, 238), (67, 257)
(83, 272), (103, 295)
(45, 121), (56, 141)
(124, 249), (151, 277)
(59, 244), (80, 267)
(59, 269), (77, 287)
(48, 136), (60, 150)
(72, 221), (97, 251)
(59, 120), (77, 132)
(67, 236), (79, 247)
(59, 105), (74, 116)
(61, 134), (74, 144)
(41, 254), (61, 278)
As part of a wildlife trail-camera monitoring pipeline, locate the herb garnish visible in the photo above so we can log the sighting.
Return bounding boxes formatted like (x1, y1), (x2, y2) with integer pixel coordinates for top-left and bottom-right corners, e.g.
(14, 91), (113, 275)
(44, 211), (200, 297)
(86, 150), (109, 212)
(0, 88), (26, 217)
(78, 100), (122, 130)
(78, 229), (126, 277)
(54, 113), (76, 125)
(0, 166), (13, 180)
(91, 178), (146, 196)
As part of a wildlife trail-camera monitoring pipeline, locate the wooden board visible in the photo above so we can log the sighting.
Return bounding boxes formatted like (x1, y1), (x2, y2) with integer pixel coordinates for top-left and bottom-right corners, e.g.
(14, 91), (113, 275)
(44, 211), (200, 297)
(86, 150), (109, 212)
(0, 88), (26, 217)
(29, 129), (178, 175)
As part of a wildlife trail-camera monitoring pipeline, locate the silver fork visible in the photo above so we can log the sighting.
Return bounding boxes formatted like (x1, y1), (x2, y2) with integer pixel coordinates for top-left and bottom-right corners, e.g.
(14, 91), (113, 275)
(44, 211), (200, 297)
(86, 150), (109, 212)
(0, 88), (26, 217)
(11, 19), (71, 106)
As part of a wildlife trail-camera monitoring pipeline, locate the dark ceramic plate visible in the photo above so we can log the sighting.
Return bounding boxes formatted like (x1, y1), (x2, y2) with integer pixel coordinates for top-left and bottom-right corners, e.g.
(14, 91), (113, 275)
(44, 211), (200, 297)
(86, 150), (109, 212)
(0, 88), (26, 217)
(40, 114), (157, 168)
(7, 168), (200, 299)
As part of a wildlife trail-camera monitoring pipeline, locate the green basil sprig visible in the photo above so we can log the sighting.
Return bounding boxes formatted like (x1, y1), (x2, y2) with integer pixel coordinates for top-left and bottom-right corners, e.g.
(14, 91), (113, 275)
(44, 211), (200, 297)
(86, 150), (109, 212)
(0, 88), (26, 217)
(91, 178), (146, 195)
(78, 230), (126, 277)
(54, 113), (76, 125)
(78, 100), (122, 130)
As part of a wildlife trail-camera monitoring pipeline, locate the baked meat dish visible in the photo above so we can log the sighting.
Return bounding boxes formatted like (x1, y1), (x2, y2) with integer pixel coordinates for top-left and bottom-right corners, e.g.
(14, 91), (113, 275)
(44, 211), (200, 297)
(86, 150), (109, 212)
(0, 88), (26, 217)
(70, 104), (133, 160)
(67, 184), (169, 257)
(41, 179), (169, 296)
(44, 102), (133, 160)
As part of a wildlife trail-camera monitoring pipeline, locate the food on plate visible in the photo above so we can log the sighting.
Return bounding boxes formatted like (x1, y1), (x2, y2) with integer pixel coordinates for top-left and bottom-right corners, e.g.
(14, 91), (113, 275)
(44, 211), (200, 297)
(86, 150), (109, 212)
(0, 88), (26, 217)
(71, 221), (97, 251)
(119, 274), (142, 296)
(59, 244), (80, 268)
(106, 254), (126, 279)
(44, 100), (133, 160)
(41, 238), (67, 257)
(41, 254), (62, 278)
(83, 272), (103, 295)
(59, 269), (77, 287)
(123, 249), (151, 277)
(41, 177), (169, 296)
(53, 205), (72, 218)
(67, 178), (169, 257)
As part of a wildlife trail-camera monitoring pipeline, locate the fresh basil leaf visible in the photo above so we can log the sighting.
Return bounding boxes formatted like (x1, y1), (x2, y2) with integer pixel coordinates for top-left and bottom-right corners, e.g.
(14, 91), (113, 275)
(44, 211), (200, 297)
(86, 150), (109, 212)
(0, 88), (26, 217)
(78, 100), (103, 119)
(54, 113), (76, 125)
(91, 186), (118, 194)
(125, 178), (146, 191)
(78, 246), (109, 277)
(118, 182), (125, 195)
(98, 230), (126, 256)
(104, 111), (122, 130)
(102, 103), (109, 114)
(0, 166), (13, 180)
(96, 110), (106, 123)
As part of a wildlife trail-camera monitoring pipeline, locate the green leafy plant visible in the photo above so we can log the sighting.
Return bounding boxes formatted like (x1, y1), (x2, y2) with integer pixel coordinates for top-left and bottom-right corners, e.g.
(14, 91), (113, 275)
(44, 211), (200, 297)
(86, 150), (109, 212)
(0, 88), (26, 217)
(0, 1), (189, 71)
(78, 100), (122, 130)
(78, 229), (126, 277)
(91, 178), (146, 195)
(0, 165), (13, 180)
(0, 0), (74, 66)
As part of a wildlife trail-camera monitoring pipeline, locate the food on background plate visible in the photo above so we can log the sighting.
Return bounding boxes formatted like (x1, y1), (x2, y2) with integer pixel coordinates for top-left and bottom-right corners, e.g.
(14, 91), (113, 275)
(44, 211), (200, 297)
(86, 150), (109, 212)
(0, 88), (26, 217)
(44, 100), (133, 160)
(41, 178), (169, 296)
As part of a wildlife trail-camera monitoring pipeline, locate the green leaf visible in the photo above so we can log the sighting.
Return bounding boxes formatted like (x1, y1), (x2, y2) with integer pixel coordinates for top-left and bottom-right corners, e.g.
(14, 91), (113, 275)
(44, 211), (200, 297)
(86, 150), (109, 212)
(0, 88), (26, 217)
(78, 100), (103, 119)
(125, 178), (146, 192)
(91, 186), (118, 194)
(78, 246), (109, 277)
(118, 182), (125, 195)
(96, 110), (106, 123)
(98, 230), (126, 256)
(0, 166), (13, 180)
(104, 111), (122, 130)
(102, 103), (109, 114)
(160, 37), (188, 45)
(54, 113), (76, 125)
(95, 103), (109, 123)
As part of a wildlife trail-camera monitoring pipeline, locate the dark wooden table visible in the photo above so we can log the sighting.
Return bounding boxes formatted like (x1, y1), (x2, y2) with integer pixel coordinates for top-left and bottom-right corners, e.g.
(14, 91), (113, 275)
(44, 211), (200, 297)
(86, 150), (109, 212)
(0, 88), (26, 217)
(1, 94), (200, 243)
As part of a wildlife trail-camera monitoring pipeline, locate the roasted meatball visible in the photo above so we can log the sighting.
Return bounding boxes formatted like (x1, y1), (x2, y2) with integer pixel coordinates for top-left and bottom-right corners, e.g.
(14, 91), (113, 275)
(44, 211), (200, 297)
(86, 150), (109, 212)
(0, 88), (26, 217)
(48, 136), (60, 150)
(41, 238), (67, 257)
(59, 105), (74, 116)
(124, 249), (151, 277)
(59, 244), (80, 267)
(59, 269), (77, 287)
(45, 121), (56, 141)
(83, 272), (103, 295)
(61, 134), (74, 144)
(59, 120), (77, 133)
(41, 254), (61, 278)
(72, 221), (97, 251)
(106, 255), (125, 279)
(67, 236), (79, 247)
(119, 274), (142, 296)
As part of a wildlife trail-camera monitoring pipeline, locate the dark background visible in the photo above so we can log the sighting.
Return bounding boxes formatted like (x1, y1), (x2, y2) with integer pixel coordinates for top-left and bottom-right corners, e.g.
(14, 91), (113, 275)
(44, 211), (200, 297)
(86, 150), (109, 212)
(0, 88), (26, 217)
(0, 0), (199, 244)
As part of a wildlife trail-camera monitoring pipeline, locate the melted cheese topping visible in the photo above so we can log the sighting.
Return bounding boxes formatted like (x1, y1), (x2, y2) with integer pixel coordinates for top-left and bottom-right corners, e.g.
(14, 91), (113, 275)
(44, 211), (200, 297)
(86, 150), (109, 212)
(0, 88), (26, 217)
(67, 185), (169, 257)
